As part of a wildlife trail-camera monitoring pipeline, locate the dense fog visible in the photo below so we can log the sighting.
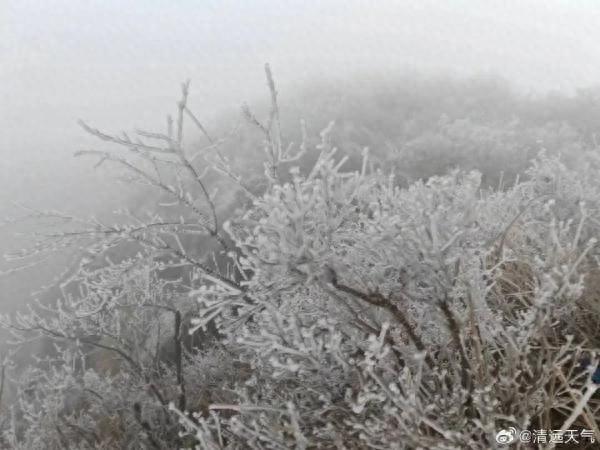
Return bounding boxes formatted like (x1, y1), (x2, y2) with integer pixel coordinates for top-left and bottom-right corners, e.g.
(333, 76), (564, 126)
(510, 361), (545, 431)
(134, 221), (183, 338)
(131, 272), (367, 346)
(2, 2), (600, 448)
(3, 0), (600, 308)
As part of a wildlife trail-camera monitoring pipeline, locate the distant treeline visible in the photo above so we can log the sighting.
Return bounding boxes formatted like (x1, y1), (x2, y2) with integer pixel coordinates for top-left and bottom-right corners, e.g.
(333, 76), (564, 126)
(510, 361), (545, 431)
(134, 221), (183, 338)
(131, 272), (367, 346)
(214, 73), (600, 188)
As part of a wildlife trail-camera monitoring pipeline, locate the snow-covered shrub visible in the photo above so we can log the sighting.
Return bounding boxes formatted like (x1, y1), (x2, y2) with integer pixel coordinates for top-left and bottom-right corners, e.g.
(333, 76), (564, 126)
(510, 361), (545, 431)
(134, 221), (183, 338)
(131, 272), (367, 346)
(178, 129), (600, 448)
(2, 67), (600, 448)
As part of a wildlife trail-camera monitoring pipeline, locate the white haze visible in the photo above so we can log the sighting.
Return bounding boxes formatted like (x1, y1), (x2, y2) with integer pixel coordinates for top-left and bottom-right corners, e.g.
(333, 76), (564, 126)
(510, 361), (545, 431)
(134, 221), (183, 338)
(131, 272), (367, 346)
(1, 0), (600, 305)
(3, 0), (600, 208)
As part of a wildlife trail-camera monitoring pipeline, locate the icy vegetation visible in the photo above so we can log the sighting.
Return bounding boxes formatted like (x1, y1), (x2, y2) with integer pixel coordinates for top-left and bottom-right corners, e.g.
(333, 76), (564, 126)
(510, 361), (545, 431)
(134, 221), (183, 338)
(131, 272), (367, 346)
(2, 67), (600, 448)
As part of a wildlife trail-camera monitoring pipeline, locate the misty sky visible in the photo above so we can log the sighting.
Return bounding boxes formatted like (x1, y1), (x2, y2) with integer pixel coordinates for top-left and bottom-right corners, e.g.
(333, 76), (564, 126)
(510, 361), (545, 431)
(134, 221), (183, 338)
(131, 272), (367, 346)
(2, 0), (600, 211)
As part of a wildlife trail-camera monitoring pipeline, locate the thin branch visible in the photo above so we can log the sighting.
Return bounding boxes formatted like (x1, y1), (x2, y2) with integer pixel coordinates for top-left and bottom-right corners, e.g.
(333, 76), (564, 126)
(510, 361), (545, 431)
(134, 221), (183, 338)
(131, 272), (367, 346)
(184, 107), (214, 144)
(78, 120), (172, 154)
(174, 310), (186, 412)
(327, 268), (433, 367)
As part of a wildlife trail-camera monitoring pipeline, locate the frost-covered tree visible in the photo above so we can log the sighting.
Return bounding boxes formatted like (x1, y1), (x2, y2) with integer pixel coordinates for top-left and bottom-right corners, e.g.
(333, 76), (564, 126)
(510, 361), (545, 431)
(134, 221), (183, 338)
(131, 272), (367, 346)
(2, 66), (600, 449)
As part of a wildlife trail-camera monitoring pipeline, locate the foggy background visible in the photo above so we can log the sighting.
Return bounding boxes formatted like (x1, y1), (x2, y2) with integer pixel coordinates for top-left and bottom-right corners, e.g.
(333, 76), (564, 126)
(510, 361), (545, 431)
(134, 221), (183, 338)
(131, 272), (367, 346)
(2, 0), (600, 311)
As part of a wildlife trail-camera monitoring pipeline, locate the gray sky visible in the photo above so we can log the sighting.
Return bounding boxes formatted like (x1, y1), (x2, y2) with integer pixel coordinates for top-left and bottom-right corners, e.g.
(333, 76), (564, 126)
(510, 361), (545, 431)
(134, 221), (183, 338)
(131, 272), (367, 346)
(2, 0), (600, 211)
